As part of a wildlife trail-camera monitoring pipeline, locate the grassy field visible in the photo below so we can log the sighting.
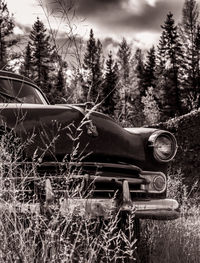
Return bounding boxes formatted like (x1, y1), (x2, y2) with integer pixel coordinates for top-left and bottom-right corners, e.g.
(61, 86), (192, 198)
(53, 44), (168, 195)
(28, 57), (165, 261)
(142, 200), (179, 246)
(140, 170), (200, 263)
(140, 207), (200, 263)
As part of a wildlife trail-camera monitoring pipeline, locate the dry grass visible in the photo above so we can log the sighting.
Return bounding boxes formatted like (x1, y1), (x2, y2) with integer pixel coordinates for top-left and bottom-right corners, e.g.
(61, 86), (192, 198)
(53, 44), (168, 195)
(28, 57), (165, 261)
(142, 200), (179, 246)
(0, 207), (138, 262)
(0, 129), (138, 263)
(140, 169), (200, 263)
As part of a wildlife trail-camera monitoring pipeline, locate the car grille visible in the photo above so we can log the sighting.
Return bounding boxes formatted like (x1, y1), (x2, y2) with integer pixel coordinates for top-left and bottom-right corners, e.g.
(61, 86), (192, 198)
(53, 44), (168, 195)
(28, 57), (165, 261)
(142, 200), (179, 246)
(0, 162), (164, 202)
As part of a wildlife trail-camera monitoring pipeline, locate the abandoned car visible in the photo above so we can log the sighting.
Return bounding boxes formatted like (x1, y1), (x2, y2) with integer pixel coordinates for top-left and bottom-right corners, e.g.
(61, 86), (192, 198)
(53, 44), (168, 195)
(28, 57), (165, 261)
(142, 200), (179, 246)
(0, 70), (179, 220)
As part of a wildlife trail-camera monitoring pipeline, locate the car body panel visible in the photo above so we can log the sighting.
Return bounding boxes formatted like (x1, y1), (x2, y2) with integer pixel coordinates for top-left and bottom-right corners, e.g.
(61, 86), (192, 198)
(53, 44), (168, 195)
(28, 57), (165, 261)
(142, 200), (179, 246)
(0, 103), (147, 164)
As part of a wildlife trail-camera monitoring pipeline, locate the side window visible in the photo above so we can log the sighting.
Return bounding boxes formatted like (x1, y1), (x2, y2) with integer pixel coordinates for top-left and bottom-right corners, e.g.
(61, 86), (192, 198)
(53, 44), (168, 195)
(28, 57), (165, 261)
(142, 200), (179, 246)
(0, 78), (47, 104)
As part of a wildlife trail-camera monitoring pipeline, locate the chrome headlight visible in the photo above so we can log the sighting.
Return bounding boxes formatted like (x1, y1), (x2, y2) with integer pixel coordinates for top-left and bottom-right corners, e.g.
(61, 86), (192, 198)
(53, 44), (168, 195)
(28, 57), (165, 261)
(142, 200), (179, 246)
(148, 131), (177, 162)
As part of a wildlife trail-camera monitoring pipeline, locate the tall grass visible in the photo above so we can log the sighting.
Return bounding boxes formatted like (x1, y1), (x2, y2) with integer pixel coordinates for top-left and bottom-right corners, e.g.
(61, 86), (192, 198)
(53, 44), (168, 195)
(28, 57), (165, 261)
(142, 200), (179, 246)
(140, 169), (200, 263)
(0, 206), (138, 262)
(0, 128), (138, 262)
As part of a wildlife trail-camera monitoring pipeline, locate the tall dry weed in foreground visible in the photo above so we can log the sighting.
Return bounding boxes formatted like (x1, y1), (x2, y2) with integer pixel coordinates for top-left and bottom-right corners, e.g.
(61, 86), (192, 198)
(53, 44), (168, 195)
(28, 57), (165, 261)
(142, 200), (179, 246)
(140, 169), (200, 263)
(0, 128), (138, 262)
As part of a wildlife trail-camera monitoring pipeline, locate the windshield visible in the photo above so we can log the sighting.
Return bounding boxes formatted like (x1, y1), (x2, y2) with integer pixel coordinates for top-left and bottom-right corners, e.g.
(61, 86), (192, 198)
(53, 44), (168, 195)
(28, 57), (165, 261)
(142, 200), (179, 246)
(0, 78), (47, 104)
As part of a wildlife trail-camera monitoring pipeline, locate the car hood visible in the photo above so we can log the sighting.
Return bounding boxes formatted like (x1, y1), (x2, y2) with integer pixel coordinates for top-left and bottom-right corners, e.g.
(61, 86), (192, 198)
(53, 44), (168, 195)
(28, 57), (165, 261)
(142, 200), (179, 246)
(0, 103), (155, 165)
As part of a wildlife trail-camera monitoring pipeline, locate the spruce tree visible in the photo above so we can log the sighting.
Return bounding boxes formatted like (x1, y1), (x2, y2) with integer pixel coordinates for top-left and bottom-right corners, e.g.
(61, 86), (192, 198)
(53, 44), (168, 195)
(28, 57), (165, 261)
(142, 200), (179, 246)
(126, 48), (146, 126)
(20, 42), (33, 78)
(181, 0), (200, 110)
(134, 48), (145, 95)
(182, 0), (199, 37)
(29, 18), (53, 95)
(0, 0), (14, 69)
(49, 65), (67, 104)
(117, 38), (131, 119)
(83, 29), (103, 103)
(144, 46), (156, 90)
(157, 12), (183, 119)
(194, 24), (200, 107)
(101, 52), (119, 116)
(117, 38), (131, 85)
(56, 66), (65, 93)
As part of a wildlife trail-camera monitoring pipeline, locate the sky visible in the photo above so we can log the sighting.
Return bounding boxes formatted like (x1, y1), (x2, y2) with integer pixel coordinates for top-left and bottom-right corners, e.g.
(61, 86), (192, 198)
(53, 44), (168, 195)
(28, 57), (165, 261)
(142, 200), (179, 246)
(5, 0), (199, 51)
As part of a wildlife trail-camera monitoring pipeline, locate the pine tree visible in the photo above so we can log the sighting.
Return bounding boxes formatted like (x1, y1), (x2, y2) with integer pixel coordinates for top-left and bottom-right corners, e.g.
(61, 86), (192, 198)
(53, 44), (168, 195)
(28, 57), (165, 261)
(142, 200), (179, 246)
(56, 67), (65, 93)
(117, 38), (131, 120)
(180, 0), (200, 110)
(134, 48), (145, 97)
(83, 29), (103, 103)
(157, 12), (183, 119)
(117, 38), (131, 85)
(0, 0), (14, 69)
(101, 52), (119, 116)
(144, 46), (156, 90)
(194, 24), (200, 107)
(182, 0), (199, 37)
(19, 42), (33, 78)
(50, 66), (67, 103)
(29, 18), (53, 95)
(126, 48), (146, 126)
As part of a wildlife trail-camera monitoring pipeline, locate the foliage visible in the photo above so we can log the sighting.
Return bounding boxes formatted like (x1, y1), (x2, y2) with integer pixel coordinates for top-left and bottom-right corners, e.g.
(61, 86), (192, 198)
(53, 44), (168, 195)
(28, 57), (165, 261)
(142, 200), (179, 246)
(83, 29), (103, 103)
(48, 65), (68, 104)
(133, 48), (145, 98)
(19, 42), (33, 78)
(143, 46), (156, 90)
(150, 108), (200, 190)
(122, 48), (145, 127)
(19, 18), (68, 104)
(101, 52), (119, 116)
(157, 12), (183, 120)
(117, 38), (132, 121)
(117, 38), (131, 86)
(142, 86), (160, 125)
(0, 0), (14, 70)
(29, 17), (54, 95)
(180, 0), (200, 111)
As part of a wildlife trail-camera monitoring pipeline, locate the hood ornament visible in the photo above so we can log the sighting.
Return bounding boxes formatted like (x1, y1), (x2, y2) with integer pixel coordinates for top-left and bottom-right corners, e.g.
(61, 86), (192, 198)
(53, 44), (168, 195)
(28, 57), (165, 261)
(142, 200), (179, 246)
(64, 102), (99, 137)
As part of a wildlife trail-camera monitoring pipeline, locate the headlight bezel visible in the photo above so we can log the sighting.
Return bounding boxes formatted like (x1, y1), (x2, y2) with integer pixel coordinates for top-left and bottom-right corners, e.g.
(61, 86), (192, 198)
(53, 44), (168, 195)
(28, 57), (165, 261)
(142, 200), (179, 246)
(148, 131), (178, 163)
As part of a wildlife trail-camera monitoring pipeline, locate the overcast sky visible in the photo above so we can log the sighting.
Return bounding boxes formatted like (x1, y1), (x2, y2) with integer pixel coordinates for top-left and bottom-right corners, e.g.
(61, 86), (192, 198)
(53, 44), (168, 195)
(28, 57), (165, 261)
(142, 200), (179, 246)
(6, 0), (200, 49)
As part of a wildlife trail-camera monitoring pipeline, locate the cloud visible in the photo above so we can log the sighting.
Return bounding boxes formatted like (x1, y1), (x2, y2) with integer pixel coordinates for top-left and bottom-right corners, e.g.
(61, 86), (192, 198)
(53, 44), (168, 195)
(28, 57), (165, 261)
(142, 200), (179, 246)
(7, 0), (187, 51)
(134, 31), (160, 49)
(145, 0), (159, 7)
(13, 26), (24, 35)
(44, 0), (183, 38)
(6, 0), (44, 26)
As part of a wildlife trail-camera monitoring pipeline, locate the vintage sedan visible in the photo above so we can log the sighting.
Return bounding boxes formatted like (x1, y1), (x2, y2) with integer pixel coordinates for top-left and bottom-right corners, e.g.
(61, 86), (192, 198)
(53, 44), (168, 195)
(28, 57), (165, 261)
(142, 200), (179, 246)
(0, 71), (179, 223)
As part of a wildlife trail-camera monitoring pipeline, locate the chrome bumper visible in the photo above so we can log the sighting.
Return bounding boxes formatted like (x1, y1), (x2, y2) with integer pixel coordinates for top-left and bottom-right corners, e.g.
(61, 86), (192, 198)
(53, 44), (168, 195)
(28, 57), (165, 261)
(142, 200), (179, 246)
(58, 197), (180, 220)
(0, 178), (179, 220)
(133, 199), (179, 219)
(0, 198), (179, 220)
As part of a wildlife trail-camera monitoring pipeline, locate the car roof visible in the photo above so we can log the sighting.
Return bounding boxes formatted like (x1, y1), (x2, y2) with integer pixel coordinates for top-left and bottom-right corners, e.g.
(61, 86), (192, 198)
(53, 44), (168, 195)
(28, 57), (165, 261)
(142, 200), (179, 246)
(0, 70), (36, 86)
